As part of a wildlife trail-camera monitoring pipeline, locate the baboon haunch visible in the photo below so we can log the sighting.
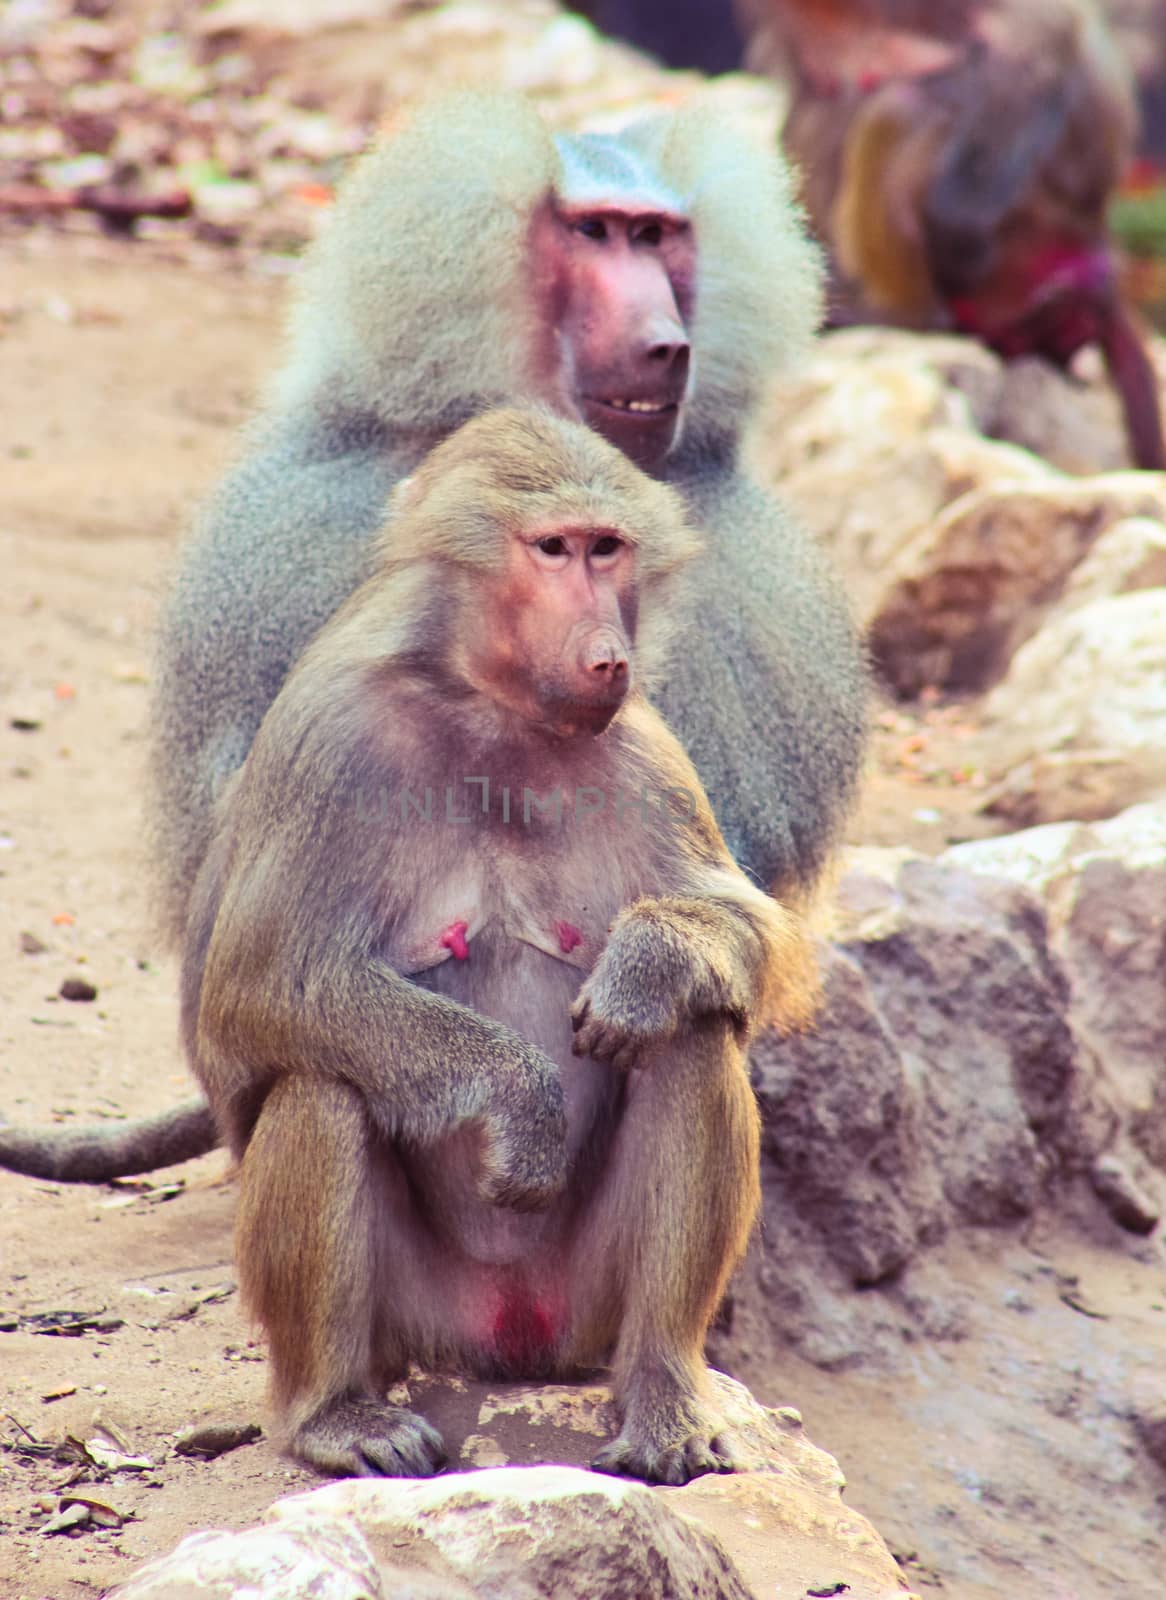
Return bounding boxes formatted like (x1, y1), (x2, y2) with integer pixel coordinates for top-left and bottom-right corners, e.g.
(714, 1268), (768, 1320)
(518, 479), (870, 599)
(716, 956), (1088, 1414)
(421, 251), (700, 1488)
(0, 90), (866, 1183)
(185, 409), (817, 1483)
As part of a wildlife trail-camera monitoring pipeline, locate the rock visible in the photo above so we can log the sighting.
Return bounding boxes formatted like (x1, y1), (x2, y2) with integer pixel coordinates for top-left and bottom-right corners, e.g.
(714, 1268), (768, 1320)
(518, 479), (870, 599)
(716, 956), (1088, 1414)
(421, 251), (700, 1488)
(749, 945), (938, 1290)
(717, 854), (1124, 1369)
(867, 477), (1166, 696)
(748, 330), (1057, 623)
(112, 1374), (909, 1600)
(1062, 516), (1166, 608)
(58, 975), (97, 1001)
(272, 1465), (753, 1600)
(110, 1518), (388, 1600)
(947, 803), (1166, 1175)
(753, 319), (1138, 490)
(982, 352), (1132, 476)
(977, 591), (1166, 825)
(750, 327), (1166, 696)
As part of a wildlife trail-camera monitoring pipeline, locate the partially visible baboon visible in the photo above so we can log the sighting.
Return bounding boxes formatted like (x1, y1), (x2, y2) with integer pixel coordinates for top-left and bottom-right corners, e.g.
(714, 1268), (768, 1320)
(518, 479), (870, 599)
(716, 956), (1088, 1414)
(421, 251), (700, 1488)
(0, 90), (866, 1182)
(740, 0), (1166, 468)
(184, 409), (817, 1483)
(1101, 0), (1166, 159)
(568, 0), (745, 72)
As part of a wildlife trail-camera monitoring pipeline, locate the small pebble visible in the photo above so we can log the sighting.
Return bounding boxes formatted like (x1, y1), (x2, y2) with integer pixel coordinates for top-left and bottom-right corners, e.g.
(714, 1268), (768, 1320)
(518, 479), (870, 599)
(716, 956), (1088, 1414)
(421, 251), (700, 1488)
(59, 976), (98, 1002)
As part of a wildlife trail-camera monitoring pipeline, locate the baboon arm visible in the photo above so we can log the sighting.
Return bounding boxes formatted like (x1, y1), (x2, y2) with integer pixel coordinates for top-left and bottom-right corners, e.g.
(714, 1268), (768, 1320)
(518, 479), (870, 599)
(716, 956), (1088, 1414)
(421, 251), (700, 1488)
(0, 1097), (218, 1182)
(569, 878), (817, 1072)
(198, 937), (559, 1150)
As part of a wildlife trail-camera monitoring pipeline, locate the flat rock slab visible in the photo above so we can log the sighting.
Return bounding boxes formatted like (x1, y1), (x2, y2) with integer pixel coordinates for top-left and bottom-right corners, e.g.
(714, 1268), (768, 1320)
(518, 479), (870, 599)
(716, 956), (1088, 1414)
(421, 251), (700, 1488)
(113, 1372), (911, 1599)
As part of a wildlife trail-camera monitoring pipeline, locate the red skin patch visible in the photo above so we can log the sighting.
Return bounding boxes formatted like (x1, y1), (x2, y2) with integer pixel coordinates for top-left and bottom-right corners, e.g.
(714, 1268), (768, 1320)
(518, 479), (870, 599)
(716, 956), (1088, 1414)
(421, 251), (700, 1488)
(949, 244), (1115, 363)
(492, 1287), (557, 1371)
(555, 921), (583, 955)
(440, 920), (470, 961)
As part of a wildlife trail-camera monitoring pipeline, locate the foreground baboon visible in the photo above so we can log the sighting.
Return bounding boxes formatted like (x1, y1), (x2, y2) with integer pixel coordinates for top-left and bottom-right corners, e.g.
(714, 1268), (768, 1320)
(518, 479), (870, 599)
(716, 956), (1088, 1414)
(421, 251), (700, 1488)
(185, 410), (817, 1482)
(0, 90), (866, 1182)
(740, 0), (1166, 468)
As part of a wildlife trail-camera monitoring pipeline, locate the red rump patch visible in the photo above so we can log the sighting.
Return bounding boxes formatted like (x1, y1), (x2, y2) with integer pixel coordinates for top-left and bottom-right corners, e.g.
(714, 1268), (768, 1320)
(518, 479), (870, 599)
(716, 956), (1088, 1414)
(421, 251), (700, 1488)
(555, 921), (583, 955)
(440, 920), (470, 961)
(493, 1287), (556, 1370)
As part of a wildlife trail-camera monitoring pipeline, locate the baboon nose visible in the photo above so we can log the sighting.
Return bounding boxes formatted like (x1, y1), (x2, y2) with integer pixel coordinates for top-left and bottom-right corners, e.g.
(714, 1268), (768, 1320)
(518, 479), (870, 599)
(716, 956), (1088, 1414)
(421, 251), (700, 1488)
(582, 634), (629, 688)
(587, 648), (628, 679)
(648, 335), (690, 366)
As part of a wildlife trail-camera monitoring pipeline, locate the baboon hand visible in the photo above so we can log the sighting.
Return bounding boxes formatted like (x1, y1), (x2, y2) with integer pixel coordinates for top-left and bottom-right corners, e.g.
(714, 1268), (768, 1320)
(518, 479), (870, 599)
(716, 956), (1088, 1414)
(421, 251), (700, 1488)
(477, 1037), (568, 1211)
(570, 924), (682, 1071)
(570, 900), (748, 1069)
(569, 969), (677, 1069)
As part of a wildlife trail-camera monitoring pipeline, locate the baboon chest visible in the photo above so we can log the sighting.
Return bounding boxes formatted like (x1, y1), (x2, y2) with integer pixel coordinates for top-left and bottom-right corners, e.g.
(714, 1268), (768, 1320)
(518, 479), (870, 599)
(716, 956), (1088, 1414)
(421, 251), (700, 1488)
(384, 816), (638, 999)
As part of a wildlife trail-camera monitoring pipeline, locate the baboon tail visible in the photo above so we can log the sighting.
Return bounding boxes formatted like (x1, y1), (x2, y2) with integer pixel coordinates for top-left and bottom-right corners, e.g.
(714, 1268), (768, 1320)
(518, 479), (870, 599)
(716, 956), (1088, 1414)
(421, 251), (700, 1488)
(0, 1097), (219, 1182)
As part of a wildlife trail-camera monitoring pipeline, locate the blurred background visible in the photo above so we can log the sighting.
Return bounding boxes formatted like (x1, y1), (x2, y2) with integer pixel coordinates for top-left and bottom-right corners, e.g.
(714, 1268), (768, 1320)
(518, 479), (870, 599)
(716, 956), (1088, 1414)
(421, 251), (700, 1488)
(2, 0), (1165, 326)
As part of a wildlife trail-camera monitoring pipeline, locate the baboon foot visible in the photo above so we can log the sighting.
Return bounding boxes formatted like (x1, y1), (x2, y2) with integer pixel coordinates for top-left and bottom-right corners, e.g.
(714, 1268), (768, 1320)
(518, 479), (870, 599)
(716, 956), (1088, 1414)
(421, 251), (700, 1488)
(591, 1402), (740, 1486)
(292, 1396), (446, 1478)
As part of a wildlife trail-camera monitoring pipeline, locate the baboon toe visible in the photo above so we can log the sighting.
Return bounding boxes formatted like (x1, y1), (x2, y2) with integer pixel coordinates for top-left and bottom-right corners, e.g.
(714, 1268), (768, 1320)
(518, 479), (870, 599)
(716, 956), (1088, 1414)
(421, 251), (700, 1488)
(592, 1419), (740, 1486)
(293, 1397), (446, 1479)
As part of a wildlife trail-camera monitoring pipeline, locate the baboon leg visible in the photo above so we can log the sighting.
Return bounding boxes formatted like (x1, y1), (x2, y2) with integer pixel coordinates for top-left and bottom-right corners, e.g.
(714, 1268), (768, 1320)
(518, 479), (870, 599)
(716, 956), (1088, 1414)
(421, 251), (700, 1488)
(573, 1022), (761, 1485)
(236, 1075), (446, 1478)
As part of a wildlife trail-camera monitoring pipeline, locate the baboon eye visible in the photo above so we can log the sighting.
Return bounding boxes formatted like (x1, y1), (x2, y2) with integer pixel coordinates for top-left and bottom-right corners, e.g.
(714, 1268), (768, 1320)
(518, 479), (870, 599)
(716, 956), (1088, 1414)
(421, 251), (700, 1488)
(576, 217), (608, 241)
(537, 535), (568, 557)
(592, 534), (623, 557)
(636, 222), (662, 246)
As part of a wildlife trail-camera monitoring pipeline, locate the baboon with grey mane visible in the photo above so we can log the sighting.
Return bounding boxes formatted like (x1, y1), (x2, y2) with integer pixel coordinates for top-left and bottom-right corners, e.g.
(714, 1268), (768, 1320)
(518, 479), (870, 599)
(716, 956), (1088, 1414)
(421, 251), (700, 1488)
(0, 90), (866, 1182)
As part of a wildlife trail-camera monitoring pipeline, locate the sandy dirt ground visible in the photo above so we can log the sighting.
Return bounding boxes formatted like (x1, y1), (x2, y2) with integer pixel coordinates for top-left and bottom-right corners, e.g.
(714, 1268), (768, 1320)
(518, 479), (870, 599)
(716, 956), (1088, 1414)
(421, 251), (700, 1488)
(2, 232), (1163, 1600)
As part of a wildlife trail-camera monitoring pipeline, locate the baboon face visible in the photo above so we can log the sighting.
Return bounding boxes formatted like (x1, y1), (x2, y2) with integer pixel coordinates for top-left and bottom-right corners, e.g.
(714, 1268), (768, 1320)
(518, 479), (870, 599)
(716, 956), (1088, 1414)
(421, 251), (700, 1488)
(464, 521), (636, 737)
(533, 135), (696, 473)
(554, 203), (694, 471)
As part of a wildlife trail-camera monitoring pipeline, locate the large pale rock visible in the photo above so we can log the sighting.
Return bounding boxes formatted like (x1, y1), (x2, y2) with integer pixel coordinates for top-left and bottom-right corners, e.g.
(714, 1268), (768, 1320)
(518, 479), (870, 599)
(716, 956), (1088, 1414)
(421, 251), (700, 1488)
(867, 476), (1166, 695)
(1061, 515), (1166, 607)
(947, 804), (1166, 1174)
(113, 1375), (910, 1600)
(977, 590), (1166, 825)
(267, 1375), (906, 1599)
(748, 330), (1056, 612)
(717, 855), (1122, 1368)
(727, 811), (1166, 1368)
(750, 327), (1166, 696)
(110, 1517), (390, 1600)
(271, 1464), (753, 1600)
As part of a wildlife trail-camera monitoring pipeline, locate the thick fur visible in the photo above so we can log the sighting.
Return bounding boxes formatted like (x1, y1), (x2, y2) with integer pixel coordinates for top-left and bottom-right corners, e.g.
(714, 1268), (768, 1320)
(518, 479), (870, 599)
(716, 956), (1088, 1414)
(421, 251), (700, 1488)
(152, 88), (844, 948)
(0, 90), (865, 1183)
